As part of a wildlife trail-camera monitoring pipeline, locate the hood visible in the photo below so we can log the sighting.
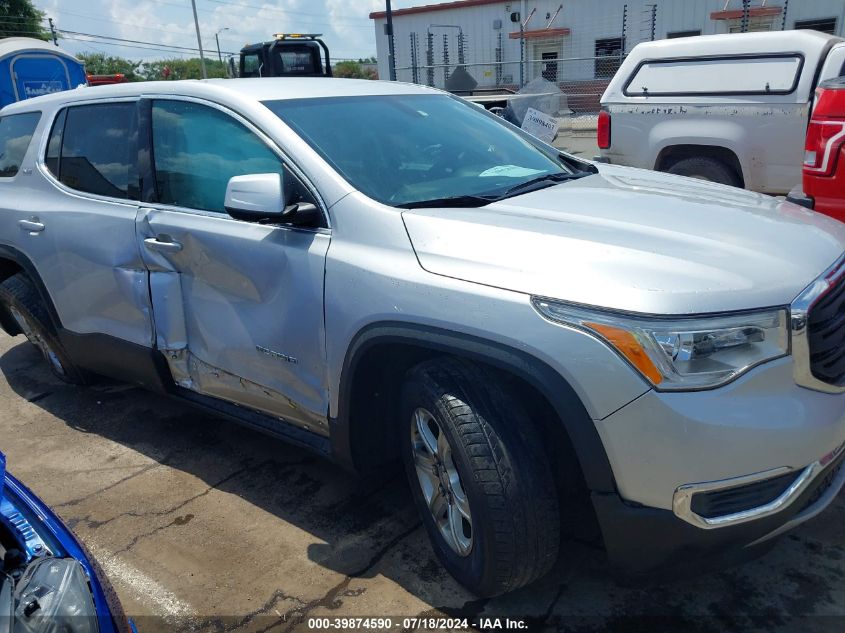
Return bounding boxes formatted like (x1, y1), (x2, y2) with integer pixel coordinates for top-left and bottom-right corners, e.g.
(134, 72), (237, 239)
(402, 165), (845, 315)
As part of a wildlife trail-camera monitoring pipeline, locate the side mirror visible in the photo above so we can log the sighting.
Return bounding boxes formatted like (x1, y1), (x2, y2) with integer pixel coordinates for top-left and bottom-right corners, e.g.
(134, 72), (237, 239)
(224, 173), (293, 222)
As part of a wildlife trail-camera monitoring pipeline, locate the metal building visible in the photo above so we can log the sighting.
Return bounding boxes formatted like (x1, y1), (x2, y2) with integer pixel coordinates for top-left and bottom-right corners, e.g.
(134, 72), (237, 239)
(370, 0), (845, 110)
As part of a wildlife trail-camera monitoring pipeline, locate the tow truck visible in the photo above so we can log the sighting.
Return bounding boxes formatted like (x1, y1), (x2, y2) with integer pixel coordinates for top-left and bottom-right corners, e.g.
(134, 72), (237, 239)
(237, 34), (332, 78)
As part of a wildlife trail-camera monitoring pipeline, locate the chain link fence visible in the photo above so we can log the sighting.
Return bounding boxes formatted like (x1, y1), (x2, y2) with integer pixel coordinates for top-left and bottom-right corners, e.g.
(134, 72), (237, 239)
(384, 0), (801, 133)
(387, 7), (671, 132)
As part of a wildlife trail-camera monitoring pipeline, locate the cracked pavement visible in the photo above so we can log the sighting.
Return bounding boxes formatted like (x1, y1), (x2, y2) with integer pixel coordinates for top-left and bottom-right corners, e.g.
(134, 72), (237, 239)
(0, 333), (843, 632)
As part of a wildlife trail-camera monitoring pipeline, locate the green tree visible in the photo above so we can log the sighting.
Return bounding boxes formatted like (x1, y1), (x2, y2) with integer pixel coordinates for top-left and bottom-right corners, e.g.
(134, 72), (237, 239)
(334, 60), (377, 80)
(139, 57), (229, 81)
(0, 0), (50, 40)
(77, 53), (141, 81)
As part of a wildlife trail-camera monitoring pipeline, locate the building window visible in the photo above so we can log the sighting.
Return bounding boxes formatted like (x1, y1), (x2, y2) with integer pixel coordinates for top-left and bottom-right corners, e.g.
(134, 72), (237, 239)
(595, 37), (624, 78)
(541, 51), (559, 82)
(667, 30), (701, 39)
(728, 15), (777, 33)
(794, 18), (837, 34)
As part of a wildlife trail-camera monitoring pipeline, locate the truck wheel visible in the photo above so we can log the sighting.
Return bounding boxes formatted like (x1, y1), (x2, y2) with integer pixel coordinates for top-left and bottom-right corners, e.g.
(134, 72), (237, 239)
(665, 156), (741, 187)
(0, 274), (87, 384)
(400, 358), (560, 597)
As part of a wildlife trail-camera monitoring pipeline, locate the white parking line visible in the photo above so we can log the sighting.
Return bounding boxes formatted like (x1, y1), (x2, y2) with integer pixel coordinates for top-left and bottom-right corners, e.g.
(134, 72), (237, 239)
(86, 541), (197, 619)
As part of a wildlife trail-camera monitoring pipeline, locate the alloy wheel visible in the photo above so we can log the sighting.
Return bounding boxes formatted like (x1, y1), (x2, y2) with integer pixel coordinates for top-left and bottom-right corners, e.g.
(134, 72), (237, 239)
(411, 407), (473, 556)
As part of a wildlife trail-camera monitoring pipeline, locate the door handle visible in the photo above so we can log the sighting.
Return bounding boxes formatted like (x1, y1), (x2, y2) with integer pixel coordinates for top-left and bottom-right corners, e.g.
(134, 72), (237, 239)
(18, 219), (45, 233)
(144, 236), (183, 253)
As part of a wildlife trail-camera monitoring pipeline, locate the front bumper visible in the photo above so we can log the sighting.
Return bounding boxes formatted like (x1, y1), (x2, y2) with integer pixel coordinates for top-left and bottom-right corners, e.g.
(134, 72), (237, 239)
(594, 357), (845, 512)
(591, 353), (845, 573)
(594, 445), (845, 574)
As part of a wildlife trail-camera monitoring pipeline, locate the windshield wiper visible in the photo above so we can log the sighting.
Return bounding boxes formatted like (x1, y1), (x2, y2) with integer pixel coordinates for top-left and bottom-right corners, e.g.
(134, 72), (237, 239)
(396, 194), (501, 209)
(500, 172), (586, 198)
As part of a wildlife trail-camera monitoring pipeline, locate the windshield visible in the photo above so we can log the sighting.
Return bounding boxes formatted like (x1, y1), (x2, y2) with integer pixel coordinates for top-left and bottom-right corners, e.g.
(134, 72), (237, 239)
(263, 94), (581, 207)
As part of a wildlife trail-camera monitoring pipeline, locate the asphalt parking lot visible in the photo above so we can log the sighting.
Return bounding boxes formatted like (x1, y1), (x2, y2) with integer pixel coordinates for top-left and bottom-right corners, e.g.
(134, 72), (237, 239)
(1, 331), (844, 633)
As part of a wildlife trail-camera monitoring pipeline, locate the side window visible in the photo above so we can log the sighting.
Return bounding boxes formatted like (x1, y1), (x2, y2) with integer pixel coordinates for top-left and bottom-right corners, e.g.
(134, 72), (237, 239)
(151, 100), (314, 215)
(56, 103), (139, 199)
(241, 53), (261, 77)
(625, 55), (803, 96)
(0, 112), (41, 178)
(45, 108), (66, 178)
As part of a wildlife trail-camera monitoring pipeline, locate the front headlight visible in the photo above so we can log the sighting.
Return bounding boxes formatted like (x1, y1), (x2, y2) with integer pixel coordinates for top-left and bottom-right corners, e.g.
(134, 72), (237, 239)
(532, 298), (789, 390)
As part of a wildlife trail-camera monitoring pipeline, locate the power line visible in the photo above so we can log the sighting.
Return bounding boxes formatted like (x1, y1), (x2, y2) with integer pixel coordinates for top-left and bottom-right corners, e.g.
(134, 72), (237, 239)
(0, 29), (47, 35)
(127, 0), (373, 29)
(44, 7), (198, 37)
(61, 35), (197, 57)
(202, 0), (371, 23)
(57, 27), (370, 61)
(58, 29), (239, 55)
(64, 37), (191, 55)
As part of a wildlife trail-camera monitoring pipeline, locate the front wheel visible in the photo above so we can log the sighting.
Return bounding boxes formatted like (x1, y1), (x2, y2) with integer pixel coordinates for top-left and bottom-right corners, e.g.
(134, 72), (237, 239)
(400, 358), (560, 597)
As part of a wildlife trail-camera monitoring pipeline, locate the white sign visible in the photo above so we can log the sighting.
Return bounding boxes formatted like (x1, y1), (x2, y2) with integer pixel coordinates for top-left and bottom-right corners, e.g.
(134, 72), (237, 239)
(22, 81), (64, 99)
(521, 107), (559, 144)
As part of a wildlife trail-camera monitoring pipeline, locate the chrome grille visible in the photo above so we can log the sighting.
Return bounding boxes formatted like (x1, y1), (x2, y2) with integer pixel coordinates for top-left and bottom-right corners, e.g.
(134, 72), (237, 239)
(807, 273), (845, 387)
(793, 256), (845, 394)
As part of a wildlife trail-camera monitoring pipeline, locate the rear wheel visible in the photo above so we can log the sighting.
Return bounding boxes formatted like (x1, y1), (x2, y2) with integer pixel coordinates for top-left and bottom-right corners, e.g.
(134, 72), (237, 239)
(665, 156), (741, 187)
(0, 274), (87, 384)
(400, 358), (560, 597)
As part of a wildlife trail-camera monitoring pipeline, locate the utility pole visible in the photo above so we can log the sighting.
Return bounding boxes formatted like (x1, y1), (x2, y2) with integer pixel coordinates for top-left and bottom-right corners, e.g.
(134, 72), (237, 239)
(190, 0), (208, 79)
(48, 18), (58, 46)
(385, 0), (396, 81)
(215, 27), (229, 63)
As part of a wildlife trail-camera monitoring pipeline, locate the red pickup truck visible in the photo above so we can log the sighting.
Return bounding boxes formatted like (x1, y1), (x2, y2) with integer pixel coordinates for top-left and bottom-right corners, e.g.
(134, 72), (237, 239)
(788, 78), (845, 222)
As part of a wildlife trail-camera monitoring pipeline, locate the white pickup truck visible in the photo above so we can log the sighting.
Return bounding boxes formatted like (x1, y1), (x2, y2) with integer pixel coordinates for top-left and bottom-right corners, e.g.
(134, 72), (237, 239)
(597, 31), (845, 194)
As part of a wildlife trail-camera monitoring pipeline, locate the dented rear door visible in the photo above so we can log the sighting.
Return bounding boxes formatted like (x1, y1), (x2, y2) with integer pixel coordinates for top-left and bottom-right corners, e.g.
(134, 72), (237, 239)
(19, 100), (154, 349)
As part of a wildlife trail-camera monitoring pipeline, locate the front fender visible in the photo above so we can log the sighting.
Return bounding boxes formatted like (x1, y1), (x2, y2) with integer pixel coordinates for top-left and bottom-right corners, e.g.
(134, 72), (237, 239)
(332, 321), (621, 493)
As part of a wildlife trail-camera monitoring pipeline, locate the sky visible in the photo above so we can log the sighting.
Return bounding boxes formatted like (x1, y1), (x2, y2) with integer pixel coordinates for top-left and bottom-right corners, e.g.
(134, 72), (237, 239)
(33, 0), (422, 63)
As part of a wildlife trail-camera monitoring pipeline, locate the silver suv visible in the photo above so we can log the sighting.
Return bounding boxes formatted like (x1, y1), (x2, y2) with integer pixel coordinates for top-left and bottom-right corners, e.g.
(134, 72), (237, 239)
(0, 79), (843, 597)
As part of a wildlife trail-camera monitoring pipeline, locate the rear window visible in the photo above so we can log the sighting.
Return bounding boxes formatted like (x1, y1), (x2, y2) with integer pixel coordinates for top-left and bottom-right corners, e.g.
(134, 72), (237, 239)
(277, 49), (317, 74)
(624, 54), (803, 96)
(45, 102), (139, 199)
(0, 112), (41, 178)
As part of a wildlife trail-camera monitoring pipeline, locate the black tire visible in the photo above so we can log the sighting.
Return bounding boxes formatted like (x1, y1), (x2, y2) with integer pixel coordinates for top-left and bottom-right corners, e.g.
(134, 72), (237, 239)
(0, 274), (87, 384)
(400, 358), (560, 597)
(665, 156), (741, 187)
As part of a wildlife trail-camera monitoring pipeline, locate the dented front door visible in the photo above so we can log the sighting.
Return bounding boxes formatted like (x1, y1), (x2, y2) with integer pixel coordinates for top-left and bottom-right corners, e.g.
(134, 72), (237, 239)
(138, 207), (331, 433)
(136, 97), (330, 434)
